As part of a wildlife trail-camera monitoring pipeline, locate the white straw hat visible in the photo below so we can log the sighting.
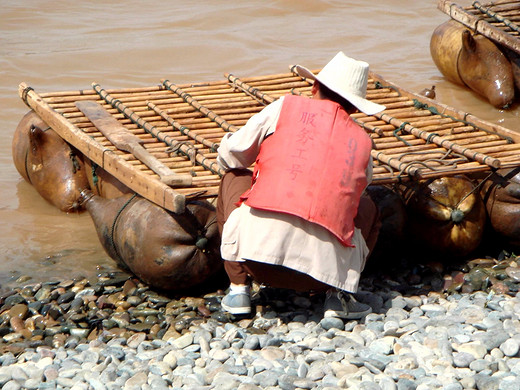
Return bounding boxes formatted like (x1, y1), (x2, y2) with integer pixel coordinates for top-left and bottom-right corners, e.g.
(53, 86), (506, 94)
(294, 52), (386, 115)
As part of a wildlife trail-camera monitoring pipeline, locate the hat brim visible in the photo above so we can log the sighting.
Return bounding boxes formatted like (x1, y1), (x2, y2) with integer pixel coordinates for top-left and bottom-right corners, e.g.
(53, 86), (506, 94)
(294, 64), (386, 116)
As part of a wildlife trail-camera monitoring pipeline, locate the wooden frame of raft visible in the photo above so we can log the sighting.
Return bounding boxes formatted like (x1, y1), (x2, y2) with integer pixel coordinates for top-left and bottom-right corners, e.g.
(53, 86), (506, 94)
(18, 67), (520, 214)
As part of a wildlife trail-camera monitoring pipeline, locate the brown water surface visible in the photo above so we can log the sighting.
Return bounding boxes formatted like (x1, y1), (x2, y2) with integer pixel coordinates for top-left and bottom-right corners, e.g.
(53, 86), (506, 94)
(1, 0), (519, 289)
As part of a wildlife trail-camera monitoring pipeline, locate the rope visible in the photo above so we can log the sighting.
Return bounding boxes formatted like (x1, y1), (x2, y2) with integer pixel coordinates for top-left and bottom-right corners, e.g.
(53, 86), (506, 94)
(21, 86), (34, 105)
(165, 141), (197, 165)
(407, 172), (495, 222)
(91, 162), (99, 191)
(175, 200), (219, 253)
(165, 141), (198, 175)
(398, 149), (468, 165)
(110, 194), (137, 262)
(472, 1), (520, 35)
(426, 133), (439, 143)
(412, 99), (513, 143)
(398, 160), (443, 174)
(453, 171), (494, 209)
(196, 214), (217, 252)
(290, 88), (305, 97)
(69, 151), (81, 174)
(289, 65), (309, 82)
(24, 144), (32, 186)
(393, 122), (412, 146)
(374, 81), (401, 96)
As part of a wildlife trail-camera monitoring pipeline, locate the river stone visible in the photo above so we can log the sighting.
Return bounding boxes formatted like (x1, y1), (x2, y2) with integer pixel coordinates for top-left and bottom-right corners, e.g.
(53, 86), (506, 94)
(4, 295), (25, 309)
(57, 291), (75, 304)
(378, 377), (398, 390)
(453, 352), (475, 368)
(506, 267), (520, 282)
(170, 332), (193, 349)
(370, 337), (395, 355)
(209, 349), (231, 362)
(460, 307), (486, 323)
(260, 346), (285, 361)
(35, 356), (54, 370)
(500, 338), (520, 357)
(11, 366), (28, 382)
(126, 332), (146, 349)
(253, 371), (278, 387)
(499, 377), (520, 390)
(387, 296), (407, 310)
(149, 361), (172, 376)
(292, 378), (315, 389)
(456, 342), (487, 359)
(43, 367), (58, 381)
(397, 378), (417, 390)
(278, 373), (298, 389)
(474, 329), (510, 351)
(359, 382), (383, 390)
(469, 359), (492, 372)
(9, 303), (29, 320)
(124, 371), (148, 389)
(23, 378), (40, 390)
(6, 252), (520, 390)
(474, 373), (500, 390)
(320, 317), (345, 331)
(237, 384), (262, 390)
(3, 380), (22, 390)
(330, 361), (359, 378)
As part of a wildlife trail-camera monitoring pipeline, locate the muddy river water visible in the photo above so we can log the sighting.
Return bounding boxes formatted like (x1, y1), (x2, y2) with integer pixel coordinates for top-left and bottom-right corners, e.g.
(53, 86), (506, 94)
(1, 0), (519, 290)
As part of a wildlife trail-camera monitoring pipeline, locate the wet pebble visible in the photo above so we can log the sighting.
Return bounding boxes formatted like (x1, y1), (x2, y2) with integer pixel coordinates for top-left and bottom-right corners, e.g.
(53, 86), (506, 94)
(0, 257), (519, 389)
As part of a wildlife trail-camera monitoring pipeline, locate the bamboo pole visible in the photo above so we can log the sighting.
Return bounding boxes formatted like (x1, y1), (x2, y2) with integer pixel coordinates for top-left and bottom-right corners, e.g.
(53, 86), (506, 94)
(147, 101), (220, 151)
(220, 71), (516, 178)
(39, 85), (165, 99)
(369, 72), (520, 143)
(474, 0), (520, 8)
(370, 150), (424, 178)
(19, 82), (187, 213)
(49, 82), (408, 123)
(374, 112), (501, 168)
(226, 73), (275, 105)
(474, 1), (520, 13)
(55, 95), (265, 124)
(223, 73), (419, 177)
(437, 0), (520, 54)
(356, 118), (494, 146)
(177, 186), (219, 197)
(29, 66), (520, 191)
(92, 82), (225, 177)
(162, 80), (239, 133)
(473, 1), (520, 34)
(45, 83), (255, 107)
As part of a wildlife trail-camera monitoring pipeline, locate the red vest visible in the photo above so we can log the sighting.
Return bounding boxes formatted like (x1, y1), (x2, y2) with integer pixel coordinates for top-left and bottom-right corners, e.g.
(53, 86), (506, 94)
(241, 95), (372, 247)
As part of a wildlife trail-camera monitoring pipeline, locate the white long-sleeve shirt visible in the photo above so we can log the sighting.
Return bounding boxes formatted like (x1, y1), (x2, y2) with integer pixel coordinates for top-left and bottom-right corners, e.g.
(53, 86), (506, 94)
(217, 96), (371, 292)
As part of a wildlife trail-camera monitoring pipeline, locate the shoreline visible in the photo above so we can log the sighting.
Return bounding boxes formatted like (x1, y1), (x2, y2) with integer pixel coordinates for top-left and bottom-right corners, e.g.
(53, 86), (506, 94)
(1, 252), (520, 389)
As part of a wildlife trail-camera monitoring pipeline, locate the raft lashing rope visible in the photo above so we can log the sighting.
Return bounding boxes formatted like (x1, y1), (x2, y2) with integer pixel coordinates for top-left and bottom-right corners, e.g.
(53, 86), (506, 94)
(18, 65), (520, 213)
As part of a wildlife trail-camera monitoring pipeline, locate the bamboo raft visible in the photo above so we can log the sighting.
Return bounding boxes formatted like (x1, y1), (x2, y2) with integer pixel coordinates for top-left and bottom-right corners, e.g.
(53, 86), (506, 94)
(438, 0), (520, 53)
(18, 67), (520, 213)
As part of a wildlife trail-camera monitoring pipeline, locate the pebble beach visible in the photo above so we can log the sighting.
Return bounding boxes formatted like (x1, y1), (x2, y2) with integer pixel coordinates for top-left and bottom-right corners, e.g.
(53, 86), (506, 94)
(1, 253), (520, 390)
